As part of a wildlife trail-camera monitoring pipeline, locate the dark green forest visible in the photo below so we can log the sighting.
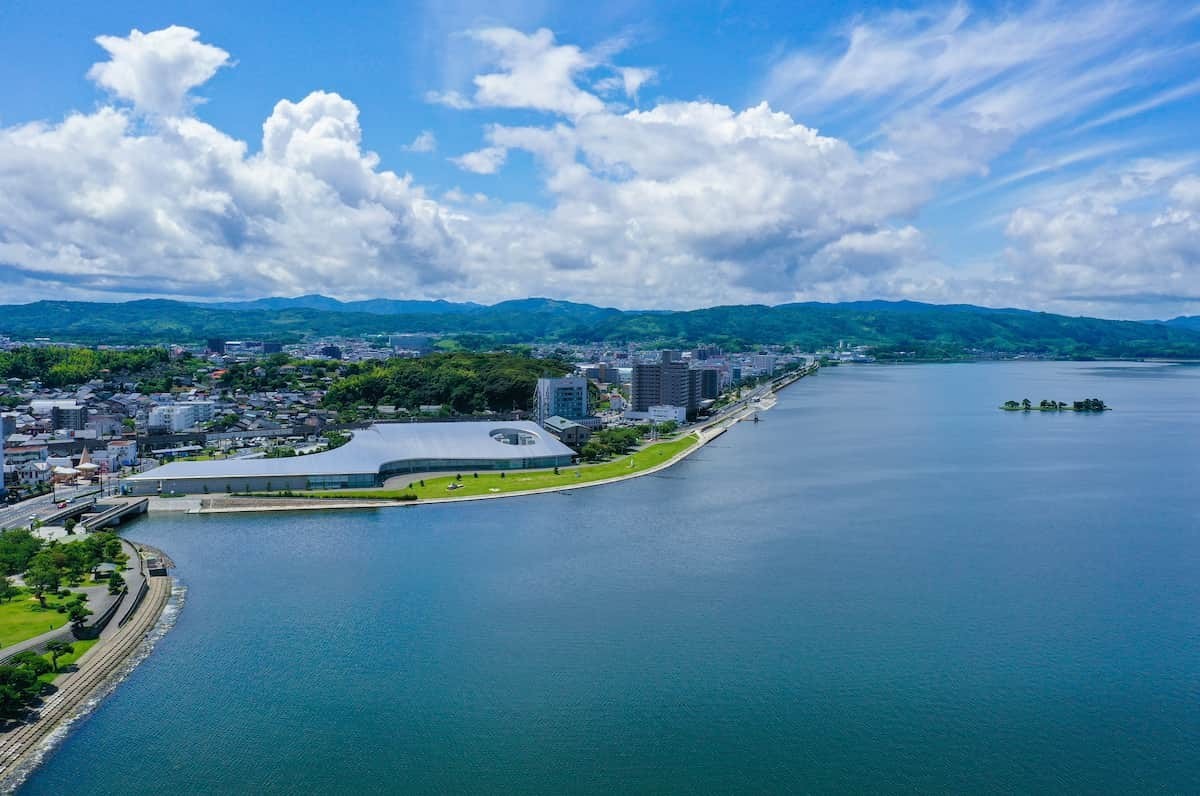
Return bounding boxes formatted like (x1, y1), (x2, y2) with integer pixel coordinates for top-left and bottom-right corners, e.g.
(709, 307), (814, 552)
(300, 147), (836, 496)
(322, 352), (571, 414)
(0, 346), (190, 389)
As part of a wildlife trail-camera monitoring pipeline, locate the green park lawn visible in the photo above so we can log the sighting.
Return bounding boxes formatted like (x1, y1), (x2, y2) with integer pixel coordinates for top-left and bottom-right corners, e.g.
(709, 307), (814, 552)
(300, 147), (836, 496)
(304, 433), (699, 501)
(0, 589), (82, 647)
(39, 638), (99, 683)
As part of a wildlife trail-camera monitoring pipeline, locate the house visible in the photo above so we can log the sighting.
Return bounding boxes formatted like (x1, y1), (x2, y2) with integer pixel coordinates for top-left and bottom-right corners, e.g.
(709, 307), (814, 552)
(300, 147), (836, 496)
(542, 415), (592, 448)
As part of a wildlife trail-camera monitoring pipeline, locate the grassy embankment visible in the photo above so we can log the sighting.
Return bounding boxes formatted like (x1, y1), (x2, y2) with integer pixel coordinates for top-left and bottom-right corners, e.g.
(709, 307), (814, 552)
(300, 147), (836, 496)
(303, 434), (699, 500)
(0, 589), (88, 647)
(38, 638), (99, 684)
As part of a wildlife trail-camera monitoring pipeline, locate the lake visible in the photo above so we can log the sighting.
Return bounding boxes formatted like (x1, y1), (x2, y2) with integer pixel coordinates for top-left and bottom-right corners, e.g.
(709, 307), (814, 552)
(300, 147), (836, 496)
(20, 362), (1200, 793)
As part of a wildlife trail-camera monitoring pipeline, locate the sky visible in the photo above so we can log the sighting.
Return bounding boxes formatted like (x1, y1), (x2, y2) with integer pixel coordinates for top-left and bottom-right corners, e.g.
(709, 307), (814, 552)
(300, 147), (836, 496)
(0, 0), (1198, 319)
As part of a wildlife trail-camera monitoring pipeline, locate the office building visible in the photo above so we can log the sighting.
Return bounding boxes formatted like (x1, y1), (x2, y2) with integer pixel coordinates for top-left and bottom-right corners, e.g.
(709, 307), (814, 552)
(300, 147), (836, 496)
(534, 376), (590, 427)
(693, 367), (721, 401)
(148, 401), (215, 432)
(630, 351), (698, 418)
(50, 404), (89, 431)
(753, 354), (778, 376)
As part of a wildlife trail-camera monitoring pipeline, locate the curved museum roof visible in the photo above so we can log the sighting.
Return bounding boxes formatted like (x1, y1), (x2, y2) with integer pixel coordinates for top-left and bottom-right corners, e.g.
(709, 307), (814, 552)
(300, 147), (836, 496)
(126, 421), (574, 481)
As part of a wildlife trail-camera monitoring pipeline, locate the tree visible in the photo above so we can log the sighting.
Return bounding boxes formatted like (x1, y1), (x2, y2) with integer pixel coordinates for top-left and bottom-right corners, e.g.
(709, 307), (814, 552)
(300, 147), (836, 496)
(45, 640), (74, 673)
(1021, 398), (1032, 410)
(68, 602), (92, 630)
(0, 578), (18, 604)
(26, 558), (60, 608)
(8, 651), (51, 678)
(108, 571), (126, 595)
(0, 528), (44, 575)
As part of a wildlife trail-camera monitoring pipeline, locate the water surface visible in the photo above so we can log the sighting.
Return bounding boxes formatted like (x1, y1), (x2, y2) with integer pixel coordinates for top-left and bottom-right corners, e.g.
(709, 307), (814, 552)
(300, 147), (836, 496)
(22, 362), (1200, 793)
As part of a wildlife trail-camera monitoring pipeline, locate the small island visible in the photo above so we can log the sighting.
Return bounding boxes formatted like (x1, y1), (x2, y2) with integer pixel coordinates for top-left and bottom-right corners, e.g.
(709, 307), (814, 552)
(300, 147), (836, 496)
(1001, 398), (1110, 412)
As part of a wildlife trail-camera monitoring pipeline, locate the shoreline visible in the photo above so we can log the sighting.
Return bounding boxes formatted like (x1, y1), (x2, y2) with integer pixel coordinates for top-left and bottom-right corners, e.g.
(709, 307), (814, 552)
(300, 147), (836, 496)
(0, 543), (177, 790)
(187, 371), (795, 515)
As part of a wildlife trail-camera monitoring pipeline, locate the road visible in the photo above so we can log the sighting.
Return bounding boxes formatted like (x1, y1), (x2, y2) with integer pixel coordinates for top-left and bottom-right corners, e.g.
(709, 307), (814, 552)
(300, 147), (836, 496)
(0, 483), (103, 531)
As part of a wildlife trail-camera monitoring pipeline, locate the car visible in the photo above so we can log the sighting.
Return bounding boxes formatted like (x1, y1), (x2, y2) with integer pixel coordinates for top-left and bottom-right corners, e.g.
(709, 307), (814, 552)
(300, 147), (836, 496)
(57, 501), (69, 508)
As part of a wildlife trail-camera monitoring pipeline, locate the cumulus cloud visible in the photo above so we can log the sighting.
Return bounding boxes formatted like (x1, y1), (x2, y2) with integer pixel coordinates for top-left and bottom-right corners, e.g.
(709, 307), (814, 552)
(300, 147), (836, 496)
(404, 130), (437, 153)
(87, 26), (231, 116)
(426, 27), (653, 118)
(1002, 160), (1200, 311)
(0, 84), (463, 299)
(451, 145), (508, 174)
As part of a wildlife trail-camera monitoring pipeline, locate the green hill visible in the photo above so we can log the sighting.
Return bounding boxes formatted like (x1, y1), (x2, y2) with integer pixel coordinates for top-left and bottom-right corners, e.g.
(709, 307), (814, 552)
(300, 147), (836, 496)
(1, 297), (1198, 359)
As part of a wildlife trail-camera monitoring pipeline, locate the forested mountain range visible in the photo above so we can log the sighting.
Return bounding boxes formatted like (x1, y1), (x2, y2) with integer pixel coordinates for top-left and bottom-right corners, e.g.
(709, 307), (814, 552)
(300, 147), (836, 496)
(2, 296), (1199, 359)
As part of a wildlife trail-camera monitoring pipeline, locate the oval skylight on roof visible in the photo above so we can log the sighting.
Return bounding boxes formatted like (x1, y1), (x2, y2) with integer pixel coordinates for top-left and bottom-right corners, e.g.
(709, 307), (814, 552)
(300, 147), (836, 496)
(490, 428), (538, 446)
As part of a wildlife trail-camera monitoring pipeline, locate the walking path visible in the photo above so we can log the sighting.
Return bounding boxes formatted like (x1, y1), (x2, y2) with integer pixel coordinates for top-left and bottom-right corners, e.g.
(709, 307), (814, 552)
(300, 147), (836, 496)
(0, 551), (172, 785)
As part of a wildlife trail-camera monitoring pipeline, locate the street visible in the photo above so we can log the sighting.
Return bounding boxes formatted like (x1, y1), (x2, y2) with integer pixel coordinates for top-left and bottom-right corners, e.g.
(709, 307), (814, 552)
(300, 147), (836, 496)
(0, 483), (103, 531)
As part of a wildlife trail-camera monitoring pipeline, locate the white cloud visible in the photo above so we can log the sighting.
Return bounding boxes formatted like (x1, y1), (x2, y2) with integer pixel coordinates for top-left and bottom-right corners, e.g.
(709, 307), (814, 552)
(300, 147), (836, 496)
(595, 66), (656, 101)
(425, 26), (652, 118)
(404, 130), (438, 153)
(0, 83), (464, 299)
(1002, 161), (1200, 310)
(760, 2), (1197, 194)
(87, 26), (231, 116)
(4, 19), (1200, 318)
(466, 27), (604, 117)
(451, 145), (509, 174)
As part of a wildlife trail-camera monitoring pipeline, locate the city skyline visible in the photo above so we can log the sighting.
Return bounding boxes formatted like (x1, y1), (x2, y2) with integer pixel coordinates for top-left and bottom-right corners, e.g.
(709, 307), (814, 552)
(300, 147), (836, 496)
(1, 1), (1199, 319)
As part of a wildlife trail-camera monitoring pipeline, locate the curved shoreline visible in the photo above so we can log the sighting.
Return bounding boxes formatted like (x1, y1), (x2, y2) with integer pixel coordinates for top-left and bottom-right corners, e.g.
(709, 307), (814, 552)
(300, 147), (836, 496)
(193, 389), (778, 515)
(0, 549), (176, 790)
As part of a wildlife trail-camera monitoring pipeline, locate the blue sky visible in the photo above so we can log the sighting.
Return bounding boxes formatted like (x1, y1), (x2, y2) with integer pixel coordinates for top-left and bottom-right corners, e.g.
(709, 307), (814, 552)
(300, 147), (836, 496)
(1, 0), (1198, 318)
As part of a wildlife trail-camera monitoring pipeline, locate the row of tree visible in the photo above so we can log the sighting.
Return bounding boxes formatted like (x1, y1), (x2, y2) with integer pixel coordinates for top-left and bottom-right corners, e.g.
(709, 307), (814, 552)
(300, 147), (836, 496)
(579, 426), (649, 463)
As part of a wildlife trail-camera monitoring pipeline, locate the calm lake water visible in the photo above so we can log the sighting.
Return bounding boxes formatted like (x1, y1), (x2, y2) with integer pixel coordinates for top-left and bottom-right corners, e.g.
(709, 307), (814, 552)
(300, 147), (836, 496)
(21, 362), (1200, 793)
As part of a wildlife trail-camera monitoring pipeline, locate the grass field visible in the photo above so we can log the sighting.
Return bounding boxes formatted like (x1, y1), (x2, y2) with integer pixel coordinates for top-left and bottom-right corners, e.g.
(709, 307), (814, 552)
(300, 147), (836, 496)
(304, 434), (700, 501)
(0, 590), (87, 647)
(40, 638), (99, 683)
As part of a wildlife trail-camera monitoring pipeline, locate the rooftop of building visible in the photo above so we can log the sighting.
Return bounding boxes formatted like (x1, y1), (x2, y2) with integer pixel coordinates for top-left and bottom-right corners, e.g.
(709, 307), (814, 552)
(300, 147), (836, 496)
(127, 420), (574, 482)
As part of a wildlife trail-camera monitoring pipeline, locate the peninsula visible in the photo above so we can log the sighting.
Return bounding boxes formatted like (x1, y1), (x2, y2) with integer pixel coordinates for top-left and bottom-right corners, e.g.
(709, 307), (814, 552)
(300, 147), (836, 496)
(0, 531), (175, 787)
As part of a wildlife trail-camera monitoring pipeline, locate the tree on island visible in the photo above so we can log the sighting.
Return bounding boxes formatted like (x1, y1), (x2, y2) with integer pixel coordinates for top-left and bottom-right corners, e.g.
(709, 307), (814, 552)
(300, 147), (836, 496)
(45, 640), (74, 673)
(1003, 400), (1020, 409)
(1021, 398), (1032, 410)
